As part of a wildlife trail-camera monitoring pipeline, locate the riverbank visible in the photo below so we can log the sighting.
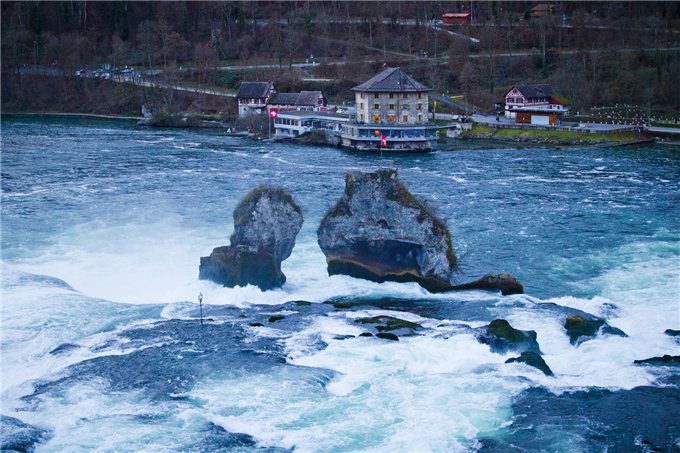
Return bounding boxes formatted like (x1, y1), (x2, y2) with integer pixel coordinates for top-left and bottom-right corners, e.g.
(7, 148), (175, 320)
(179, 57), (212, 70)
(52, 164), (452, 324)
(461, 124), (649, 147)
(3, 112), (143, 120)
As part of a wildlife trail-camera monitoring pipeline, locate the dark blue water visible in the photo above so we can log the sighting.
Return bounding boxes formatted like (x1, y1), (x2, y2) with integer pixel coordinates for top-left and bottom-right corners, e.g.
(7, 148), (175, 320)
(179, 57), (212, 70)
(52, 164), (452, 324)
(1, 116), (679, 452)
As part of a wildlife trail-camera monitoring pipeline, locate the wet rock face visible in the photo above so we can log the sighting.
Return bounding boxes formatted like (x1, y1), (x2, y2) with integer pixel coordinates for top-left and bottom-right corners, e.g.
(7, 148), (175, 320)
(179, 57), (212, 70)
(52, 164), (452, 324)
(634, 355), (680, 366)
(0, 416), (51, 452)
(450, 273), (524, 296)
(317, 169), (457, 292)
(200, 187), (303, 290)
(564, 315), (627, 345)
(478, 319), (541, 354)
(506, 352), (554, 376)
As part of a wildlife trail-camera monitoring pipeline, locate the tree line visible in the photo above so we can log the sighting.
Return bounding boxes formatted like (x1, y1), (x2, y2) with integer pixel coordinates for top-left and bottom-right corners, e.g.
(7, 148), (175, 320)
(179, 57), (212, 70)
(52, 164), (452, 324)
(2, 1), (679, 114)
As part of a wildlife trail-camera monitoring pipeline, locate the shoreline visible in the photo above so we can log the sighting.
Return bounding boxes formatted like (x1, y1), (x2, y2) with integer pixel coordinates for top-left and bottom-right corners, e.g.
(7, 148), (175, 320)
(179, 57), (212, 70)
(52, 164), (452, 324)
(2, 112), (143, 120)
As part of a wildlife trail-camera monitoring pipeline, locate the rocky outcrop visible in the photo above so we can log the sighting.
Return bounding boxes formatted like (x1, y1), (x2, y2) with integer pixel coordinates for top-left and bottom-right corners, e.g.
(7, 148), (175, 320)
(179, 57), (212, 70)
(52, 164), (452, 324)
(564, 315), (627, 345)
(478, 319), (541, 354)
(634, 355), (680, 366)
(376, 332), (399, 341)
(199, 186), (303, 291)
(317, 169), (457, 292)
(450, 273), (524, 296)
(664, 329), (680, 337)
(355, 315), (423, 334)
(0, 416), (51, 452)
(506, 352), (554, 376)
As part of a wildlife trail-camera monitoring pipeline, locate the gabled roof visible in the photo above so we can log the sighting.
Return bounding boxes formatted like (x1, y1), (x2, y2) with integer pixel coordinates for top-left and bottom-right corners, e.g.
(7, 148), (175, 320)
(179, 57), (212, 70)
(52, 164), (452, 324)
(269, 91), (324, 106)
(270, 93), (301, 105)
(352, 67), (430, 93)
(296, 91), (324, 105)
(531, 3), (555, 13)
(236, 81), (274, 98)
(506, 84), (555, 98)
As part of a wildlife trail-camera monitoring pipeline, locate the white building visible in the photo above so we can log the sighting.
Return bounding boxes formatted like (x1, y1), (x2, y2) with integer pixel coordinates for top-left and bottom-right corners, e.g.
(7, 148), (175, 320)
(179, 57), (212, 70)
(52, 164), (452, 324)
(504, 85), (570, 121)
(273, 111), (350, 138)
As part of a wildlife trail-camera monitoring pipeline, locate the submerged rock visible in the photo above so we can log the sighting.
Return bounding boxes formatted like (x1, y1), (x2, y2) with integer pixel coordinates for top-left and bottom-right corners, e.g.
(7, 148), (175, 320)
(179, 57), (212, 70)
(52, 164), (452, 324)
(49, 343), (81, 356)
(376, 332), (399, 341)
(355, 315), (423, 333)
(450, 273), (524, 296)
(317, 169), (457, 292)
(478, 319), (541, 354)
(268, 315), (286, 323)
(634, 355), (680, 366)
(199, 186), (303, 290)
(506, 352), (554, 376)
(564, 315), (627, 345)
(0, 416), (51, 452)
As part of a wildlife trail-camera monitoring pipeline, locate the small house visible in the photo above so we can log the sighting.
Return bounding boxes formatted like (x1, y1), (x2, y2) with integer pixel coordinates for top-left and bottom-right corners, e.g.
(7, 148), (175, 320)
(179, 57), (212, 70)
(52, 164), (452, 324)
(504, 84), (570, 125)
(442, 13), (471, 25)
(236, 81), (276, 117)
(267, 91), (326, 114)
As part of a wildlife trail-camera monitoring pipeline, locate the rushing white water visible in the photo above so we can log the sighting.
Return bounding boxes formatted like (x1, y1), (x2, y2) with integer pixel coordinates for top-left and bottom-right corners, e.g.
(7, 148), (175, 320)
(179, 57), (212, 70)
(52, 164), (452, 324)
(1, 117), (678, 452)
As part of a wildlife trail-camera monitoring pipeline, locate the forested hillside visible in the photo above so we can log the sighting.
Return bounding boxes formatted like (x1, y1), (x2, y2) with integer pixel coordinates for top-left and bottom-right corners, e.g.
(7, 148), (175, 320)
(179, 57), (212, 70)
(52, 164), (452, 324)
(2, 1), (679, 115)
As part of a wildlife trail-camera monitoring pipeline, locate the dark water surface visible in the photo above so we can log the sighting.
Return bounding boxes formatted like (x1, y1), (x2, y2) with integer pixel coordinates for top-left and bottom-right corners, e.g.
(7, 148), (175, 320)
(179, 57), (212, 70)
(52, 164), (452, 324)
(1, 116), (679, 452)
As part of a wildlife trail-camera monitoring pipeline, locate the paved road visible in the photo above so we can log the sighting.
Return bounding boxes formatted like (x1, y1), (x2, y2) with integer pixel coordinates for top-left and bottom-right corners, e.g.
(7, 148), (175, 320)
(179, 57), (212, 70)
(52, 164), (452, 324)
(648, 126), (680, 135)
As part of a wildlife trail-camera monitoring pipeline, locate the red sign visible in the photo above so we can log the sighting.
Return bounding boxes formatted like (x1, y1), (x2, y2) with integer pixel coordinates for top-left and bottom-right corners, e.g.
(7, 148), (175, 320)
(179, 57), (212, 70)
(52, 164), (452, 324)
(269, 109), (278, 118)
(381, 135), (387, 147)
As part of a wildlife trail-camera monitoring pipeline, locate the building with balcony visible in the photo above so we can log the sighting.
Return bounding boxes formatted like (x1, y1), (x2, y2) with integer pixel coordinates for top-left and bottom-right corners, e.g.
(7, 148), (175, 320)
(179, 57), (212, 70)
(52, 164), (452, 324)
(504, 84), (570, 125)
(341, 67), (440, 151)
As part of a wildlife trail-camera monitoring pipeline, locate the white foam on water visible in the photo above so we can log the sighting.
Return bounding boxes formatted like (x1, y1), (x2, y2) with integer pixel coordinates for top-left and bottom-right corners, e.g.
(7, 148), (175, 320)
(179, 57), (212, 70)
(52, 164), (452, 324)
(191, 334), (525, 453)
(13, 382), (189, 452)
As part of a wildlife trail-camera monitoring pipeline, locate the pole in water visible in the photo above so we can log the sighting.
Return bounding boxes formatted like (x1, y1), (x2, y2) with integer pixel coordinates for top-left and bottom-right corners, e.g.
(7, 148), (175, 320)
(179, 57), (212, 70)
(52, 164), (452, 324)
(198, 292), (204, 325)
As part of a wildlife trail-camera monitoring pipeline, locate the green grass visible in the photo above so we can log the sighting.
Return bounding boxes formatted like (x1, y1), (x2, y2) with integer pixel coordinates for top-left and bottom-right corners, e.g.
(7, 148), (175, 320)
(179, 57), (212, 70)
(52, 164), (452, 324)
(463, 124), (641, 144)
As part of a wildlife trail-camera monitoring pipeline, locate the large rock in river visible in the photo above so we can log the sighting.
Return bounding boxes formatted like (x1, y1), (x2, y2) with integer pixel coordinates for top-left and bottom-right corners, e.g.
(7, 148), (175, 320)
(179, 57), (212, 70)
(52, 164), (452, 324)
(199, 186), (303, 290)
(317, 169), (457, 292)
(450, 273), (524, 296)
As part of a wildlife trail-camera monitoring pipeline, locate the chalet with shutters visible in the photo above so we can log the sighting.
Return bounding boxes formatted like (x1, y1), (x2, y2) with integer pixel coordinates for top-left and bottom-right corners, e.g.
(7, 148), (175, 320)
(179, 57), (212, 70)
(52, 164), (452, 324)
(267, 91), (326, 114)
(340, 67), (439, 151)
(504, 84), (570, 125)
(236, 81), (276, 117)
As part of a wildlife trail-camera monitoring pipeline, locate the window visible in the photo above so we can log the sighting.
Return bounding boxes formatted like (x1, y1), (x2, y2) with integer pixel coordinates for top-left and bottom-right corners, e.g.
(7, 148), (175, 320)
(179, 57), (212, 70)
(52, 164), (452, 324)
(389, 93), (395, 99)
(417, 114), (423, 122)
(403, 104), (409, 110)
(372, 114), (381, 123)
(389, 104), (395, 110)
(374, 103), (380, 110)
(373, 93), (380, 99)
(416, 104), (422, 110)
(359, 113), (365, 122)
(360, 103), (364, 109)
(360, 93), (365, 99)
(402, 115), (408, 122)
(387, 114), (396, 122)
(417, 93), (422, 99)
(403, 93), (409, 99)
